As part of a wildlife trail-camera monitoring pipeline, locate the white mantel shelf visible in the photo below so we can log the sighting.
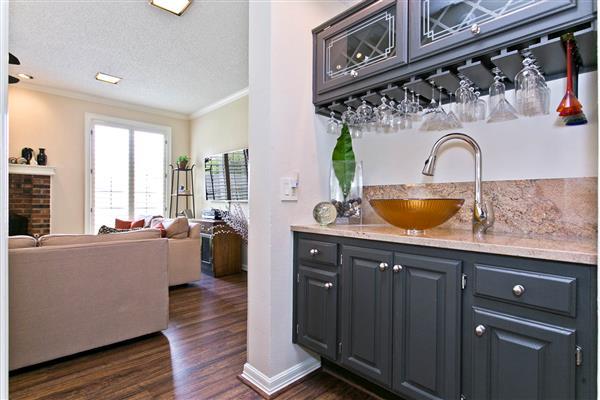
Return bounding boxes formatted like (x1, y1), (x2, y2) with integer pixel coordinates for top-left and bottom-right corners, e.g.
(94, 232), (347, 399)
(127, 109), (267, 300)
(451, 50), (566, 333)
(8, 164), (56, 176)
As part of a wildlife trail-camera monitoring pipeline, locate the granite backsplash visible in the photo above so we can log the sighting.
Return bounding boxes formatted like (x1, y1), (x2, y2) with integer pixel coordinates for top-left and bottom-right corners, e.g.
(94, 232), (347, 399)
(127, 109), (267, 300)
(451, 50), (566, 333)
(363, 177), (597, 240)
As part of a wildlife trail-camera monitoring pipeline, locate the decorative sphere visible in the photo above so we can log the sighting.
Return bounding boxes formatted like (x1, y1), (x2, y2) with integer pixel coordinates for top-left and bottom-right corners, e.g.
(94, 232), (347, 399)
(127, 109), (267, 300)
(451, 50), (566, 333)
(313, 202), (337, 226)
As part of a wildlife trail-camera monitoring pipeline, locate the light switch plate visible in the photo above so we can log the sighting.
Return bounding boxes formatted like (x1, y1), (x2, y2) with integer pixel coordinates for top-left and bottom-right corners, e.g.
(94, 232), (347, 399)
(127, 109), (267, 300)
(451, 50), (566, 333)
(280, 174), (299, 201)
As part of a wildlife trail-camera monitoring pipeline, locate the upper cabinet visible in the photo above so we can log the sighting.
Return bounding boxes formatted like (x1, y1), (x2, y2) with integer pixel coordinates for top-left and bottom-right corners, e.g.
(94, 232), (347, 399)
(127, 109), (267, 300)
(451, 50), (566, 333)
(409, 0), (586, 61)
(313, 0), (408, 96)
(312, 0), (595, 106)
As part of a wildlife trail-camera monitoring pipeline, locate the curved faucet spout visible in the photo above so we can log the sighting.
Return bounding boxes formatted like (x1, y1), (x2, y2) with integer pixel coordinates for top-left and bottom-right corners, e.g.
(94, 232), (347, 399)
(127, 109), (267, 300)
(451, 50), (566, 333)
(421, 133), (493, 234)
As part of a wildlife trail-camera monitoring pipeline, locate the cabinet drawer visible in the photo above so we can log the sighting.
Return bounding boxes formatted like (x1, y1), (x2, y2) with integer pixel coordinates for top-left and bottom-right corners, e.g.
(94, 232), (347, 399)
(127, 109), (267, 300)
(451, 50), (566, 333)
(474, 264), (577, 317)
(298, 239), (338, 266)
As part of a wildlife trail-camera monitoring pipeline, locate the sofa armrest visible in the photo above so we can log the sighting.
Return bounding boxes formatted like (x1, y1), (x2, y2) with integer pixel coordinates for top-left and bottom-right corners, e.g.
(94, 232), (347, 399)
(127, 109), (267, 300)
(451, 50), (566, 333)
(168, 238), (201, 286)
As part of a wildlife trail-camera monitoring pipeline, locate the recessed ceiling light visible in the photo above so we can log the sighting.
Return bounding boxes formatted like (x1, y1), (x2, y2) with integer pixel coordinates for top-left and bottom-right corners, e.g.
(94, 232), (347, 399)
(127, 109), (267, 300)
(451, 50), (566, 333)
(95, 72), (121, 85)
(150, 0), (192, 16)
(17, 73), (33, 80)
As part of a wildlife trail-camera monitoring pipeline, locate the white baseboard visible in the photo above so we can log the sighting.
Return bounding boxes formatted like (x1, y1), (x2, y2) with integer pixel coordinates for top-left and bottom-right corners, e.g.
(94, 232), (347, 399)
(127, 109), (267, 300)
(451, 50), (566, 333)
(241, 357), (320, 396)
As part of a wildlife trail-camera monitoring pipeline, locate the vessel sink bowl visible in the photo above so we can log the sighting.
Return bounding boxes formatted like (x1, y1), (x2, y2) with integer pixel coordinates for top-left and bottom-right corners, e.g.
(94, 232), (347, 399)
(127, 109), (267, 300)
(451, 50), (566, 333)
(369, 198), (465, 234)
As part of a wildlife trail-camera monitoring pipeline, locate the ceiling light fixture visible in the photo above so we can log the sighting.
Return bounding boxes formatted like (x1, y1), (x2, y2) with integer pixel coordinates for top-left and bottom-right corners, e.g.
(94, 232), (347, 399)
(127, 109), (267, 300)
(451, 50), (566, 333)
(150, 0), (192, 16)
(95, 72), (121, 85)
(17, 73), (33, 80)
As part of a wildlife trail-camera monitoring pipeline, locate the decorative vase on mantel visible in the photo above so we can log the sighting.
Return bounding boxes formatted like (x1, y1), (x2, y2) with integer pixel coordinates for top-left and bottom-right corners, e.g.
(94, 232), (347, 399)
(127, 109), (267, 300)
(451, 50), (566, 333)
(36, 148), (47, 166)
(330, 160), (363, 224)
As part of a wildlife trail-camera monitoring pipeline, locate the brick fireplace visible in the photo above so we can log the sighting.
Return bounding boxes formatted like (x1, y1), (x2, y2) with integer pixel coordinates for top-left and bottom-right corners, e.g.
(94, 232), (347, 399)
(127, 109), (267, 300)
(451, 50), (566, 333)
(9, 166), (53, 236)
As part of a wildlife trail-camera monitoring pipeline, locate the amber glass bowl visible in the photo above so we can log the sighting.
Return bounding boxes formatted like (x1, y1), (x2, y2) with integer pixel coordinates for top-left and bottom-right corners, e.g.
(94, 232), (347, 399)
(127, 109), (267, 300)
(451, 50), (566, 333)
(369, 198), (465, 234)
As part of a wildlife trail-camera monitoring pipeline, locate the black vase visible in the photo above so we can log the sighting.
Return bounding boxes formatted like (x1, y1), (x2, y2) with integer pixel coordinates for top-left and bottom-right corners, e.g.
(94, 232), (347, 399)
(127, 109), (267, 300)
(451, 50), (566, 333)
(37, 148), (47, 166)
(21, 147), (33, 165)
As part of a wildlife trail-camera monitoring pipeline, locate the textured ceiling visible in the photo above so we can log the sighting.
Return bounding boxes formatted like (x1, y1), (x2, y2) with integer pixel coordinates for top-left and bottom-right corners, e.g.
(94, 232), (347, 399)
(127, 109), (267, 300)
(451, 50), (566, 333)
(9, 0), (249, 115)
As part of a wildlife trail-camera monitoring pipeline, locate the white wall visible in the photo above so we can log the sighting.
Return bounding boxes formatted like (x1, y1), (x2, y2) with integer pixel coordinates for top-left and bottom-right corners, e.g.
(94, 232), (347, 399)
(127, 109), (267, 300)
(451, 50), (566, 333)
(190, 95), (248, 214)
(353, 72), (598, 185)
(244, 0), (347, 392)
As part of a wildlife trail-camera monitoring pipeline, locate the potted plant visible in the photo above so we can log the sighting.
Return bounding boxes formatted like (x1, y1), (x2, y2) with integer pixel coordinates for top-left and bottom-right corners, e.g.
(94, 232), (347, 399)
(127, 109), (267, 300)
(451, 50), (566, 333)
(177, 155), (190, 170)
(330, 123), (362, 224)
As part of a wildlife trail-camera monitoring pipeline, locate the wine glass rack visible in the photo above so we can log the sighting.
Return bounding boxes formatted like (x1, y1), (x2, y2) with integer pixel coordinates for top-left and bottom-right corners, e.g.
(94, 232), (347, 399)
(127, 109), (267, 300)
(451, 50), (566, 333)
(317, 22), (597, 119)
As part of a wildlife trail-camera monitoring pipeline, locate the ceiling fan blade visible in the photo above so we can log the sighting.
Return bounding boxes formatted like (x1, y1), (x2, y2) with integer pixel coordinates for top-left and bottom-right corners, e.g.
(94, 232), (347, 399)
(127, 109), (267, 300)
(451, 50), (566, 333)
(9, 53), (20, 65)
(9, 75), (19, 84)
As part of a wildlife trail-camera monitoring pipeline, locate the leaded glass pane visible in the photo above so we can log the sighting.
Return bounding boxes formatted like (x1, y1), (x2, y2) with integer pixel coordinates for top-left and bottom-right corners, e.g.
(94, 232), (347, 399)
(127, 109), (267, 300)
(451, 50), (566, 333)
(421, 0), (539, 45)
(325, 7), (396, 81)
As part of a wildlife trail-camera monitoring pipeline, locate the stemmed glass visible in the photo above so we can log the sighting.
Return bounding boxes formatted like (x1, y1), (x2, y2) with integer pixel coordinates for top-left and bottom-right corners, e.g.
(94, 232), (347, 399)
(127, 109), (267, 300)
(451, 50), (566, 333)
(455, 79), (474, 122)
(487, 67), (518, 123)
(326, 111), (339, 135)
(446, 93), (462, 128)
(515, 55), (550, 116)
(474, 91), (487, 121)
(341, 106), (362, 138)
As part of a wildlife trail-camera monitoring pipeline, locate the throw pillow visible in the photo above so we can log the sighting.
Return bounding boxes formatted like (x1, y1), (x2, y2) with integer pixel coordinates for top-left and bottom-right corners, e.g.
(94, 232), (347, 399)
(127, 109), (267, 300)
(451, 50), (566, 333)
(115, 218), (132, 229)
(162, 217), (189, 239)
(154, 222), (167, 238)
(130, 219), (145, 229)
(98, 225), (120, 234)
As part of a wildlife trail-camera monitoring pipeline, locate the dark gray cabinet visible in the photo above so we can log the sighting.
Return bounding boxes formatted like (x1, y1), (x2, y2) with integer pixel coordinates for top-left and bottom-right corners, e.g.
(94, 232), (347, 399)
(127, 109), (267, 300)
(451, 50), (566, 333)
(312, 0), (595, 106)
(341, 246), (393, 387)
(471, 307), (576, 400)
(392, 253), (462, 400)
(408, 0), (590, 61)
(313, 0), (408, 97)
(292, 232), (596, 400)
(296, 264), (338, 360)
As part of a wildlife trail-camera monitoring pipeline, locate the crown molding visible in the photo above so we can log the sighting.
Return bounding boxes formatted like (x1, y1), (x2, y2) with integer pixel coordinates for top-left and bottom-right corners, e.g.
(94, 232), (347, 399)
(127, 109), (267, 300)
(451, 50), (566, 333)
(13, 83), (190, 121)
(189, 87), (249, 119)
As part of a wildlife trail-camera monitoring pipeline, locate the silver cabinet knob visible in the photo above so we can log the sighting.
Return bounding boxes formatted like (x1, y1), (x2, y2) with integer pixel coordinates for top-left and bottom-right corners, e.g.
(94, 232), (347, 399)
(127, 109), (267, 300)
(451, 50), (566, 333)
(393, 265), (403, 273)
(470, 23), (480, 34)
(475, 325), (486, 337)
(309, 248), (319, 256)
(512, 284), (525, 297)
(378, 262), (389, 272)
(324, 282), (333, 290)
(350, 69), (359, 78)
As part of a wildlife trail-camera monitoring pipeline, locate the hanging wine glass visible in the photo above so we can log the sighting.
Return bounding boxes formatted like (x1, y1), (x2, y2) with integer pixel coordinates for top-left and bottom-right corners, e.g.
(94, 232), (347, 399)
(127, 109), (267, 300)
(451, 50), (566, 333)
(515, 57), (547, 116)
(487, 68), (518, 123)
(474, 91), (487, 121)
(326, 111), (339, 135)
(455, 79), (474, 122)
(356, 100), (373, 125)
(446, 93), (463, 128)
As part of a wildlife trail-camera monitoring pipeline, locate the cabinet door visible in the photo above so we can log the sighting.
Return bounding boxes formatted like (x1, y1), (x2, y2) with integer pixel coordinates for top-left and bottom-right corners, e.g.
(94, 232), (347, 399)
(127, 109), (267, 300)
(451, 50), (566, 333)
(409, 0), (578, 61)
(392, 253), (462, 400)
(472, 308), (576, 400)
(315, 0), (407, 95)
(341, 246), (393, 387)
(297, 265), (338, 360)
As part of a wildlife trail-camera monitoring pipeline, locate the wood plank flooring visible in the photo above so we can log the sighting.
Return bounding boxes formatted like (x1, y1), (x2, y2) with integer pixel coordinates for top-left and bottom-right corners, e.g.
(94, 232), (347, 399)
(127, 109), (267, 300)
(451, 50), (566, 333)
(10, 273), (374, 399)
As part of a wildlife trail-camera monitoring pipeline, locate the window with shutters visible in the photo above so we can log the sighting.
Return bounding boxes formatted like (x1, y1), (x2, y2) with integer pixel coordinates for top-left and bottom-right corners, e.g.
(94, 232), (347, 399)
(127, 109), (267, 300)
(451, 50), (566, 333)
(86, 115), (171, 233)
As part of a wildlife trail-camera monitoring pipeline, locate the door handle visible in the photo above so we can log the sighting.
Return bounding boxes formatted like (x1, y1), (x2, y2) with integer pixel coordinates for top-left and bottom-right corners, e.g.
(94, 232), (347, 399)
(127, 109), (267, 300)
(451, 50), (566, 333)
(324, 282), (333, 290)
(309, 248), (319, 256)
(379, 262), (388, 271)
(393, 265), (403, 273)
(475, 325), (486, 337)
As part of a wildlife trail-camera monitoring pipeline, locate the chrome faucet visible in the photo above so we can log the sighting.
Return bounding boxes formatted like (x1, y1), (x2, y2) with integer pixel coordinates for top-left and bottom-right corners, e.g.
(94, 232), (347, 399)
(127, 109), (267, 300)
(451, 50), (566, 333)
(422, 133), (494, 234)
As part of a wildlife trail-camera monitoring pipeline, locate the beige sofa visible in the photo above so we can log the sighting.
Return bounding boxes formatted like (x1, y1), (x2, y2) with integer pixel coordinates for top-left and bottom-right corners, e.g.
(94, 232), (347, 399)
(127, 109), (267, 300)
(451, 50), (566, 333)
(9, 233), (169, 370)
(8, 223), (201, 370)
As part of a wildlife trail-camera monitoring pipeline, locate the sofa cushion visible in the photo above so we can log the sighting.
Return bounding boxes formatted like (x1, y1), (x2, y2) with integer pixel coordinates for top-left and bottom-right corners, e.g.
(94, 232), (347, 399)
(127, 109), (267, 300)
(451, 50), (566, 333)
(39, 229), (162, 247)
(9, 236), (37, 249)
(162, 217), (189, 239)
(130, 219), (145, 229)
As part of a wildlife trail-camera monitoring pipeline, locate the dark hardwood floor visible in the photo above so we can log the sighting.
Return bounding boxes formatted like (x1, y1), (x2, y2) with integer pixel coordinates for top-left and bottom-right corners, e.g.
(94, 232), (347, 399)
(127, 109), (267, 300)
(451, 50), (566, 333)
(10, 273), (374, 399)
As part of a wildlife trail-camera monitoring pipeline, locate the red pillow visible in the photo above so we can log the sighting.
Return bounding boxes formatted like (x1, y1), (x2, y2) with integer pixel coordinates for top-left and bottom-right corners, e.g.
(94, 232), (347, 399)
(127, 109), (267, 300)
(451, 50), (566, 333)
(130, 219), (145, 229)
(155, 222), (167, 238)
(115, 219), (132, 229)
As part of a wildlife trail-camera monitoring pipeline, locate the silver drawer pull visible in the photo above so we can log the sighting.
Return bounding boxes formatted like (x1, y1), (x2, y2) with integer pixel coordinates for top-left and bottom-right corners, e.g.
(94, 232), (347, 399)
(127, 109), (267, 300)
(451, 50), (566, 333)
(470, 23), (480, 34)
(350, 69), (359, 78)
(378, 262), (389, 272)
(324, 282), (333, 290)
(475, 325), (486, 337)
(512, 284), (525, 297)
(393, 265), (403, 273)
(309, 248), (319, 256)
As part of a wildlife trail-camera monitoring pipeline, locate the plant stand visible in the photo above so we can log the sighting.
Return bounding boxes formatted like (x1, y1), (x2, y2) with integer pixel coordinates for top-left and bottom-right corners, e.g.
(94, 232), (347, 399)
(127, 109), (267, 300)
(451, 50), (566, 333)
(169, 164), (196, 218)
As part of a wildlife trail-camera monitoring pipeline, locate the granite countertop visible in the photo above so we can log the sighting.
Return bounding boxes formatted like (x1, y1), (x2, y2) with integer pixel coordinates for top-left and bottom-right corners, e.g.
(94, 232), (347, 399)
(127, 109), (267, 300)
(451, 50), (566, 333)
(291, 224), (597, 265)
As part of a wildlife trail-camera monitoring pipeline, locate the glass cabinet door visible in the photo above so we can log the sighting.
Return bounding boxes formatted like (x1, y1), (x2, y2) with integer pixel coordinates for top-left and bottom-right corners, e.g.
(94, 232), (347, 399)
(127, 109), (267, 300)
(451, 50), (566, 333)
(409, 0), (576, 61)
(315, 0), (407, 95)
